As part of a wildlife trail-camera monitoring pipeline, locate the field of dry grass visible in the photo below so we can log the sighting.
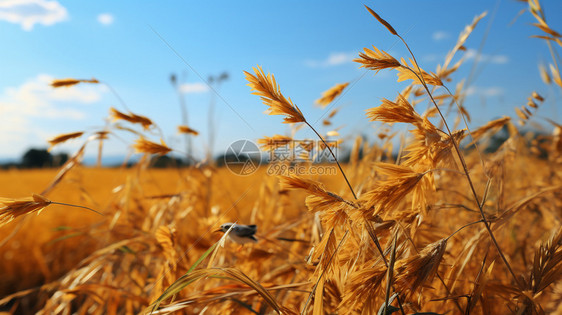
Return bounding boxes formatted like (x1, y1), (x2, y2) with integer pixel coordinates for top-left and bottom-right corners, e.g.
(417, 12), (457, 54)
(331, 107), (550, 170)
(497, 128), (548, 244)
(2, 1), (562, 314)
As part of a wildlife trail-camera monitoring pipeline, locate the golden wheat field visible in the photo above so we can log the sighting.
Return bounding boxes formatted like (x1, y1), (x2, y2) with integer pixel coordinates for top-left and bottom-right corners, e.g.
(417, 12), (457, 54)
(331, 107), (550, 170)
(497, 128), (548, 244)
(2, 1), (562, 314)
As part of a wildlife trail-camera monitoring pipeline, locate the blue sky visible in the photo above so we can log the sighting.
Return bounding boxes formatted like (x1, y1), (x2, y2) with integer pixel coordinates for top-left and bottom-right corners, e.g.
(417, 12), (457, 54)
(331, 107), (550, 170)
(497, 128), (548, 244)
(0, 0), (561, 161)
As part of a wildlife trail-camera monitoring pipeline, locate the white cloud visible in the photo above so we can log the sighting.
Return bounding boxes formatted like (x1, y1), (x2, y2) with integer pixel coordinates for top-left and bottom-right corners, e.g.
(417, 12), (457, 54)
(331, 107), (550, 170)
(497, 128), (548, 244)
(305, 52), (356, 68)
(422, 54), (440, 62)
(0, 0), (67, 31)
(466, 86), (504, 97)
(464, 49), (509, 64)
(179, 82), (209, 94)
(432, 31), (450, 41)
(97, 13), (114, 25)
(0, 74), (105, 156)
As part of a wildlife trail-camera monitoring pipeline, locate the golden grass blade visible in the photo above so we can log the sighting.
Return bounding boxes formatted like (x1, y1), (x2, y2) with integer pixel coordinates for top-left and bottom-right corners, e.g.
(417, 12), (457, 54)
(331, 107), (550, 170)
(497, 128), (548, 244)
(148, 240), (219, 312)
(133, 138), (172, 155)
(244, 66), (305, 123)
(148, 267), (285, 314)
(340, 262), (387, 311)
(47, 131), (84, 151)
(50, 77), (99, 88)
(364, 5), (397, 35)
(41, 141), (87, 196)
(539, 63), (552, 84)
(383, 235), (397, 314)
(532, 91), (544, 101)
(366, 93), (422, 126)
(312, 278), (324, 315)
(206, 223), (234, 268)
(279, 175), (354, 214)
(394, 238), (448, 297)
(531, 23), (562, 38)
(177, 125), (199, 136)
(361, 163), (427, 215)
(355, 46), (401, 73)
(397, 58), (443, 86)
(467, 260), (494, 313)
(155, 226), (177, 274)
(491, 186), (562, 230)
(326, 107), (339, 119)
(110, 107), (154, 130)
(0, 194), (51, 227)
(315, 82), (349, 108)
(442, 11), (487, 71)
(549, 63), (562, 87)
(531, 227), (562, 293)
(467, 117), (511, 146)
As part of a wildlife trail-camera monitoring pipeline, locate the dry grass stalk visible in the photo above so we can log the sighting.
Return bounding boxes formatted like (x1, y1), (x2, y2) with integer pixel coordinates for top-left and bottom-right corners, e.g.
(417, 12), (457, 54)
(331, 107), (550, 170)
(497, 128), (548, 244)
(133, 138), (172, 155)
(364, 5), (397, 35)
(177, 125), (199, 136)
(354, 46), (401, 73)
(466, 260), (495, 313)
(339, 263), (387, 311)
(530, 227), (562, 294)
(244, 66), (305, 123)
(5, 3), (562, 314)
(279, 175), (351, 213)
(397, 58), (443, 86)
(110, 107), (153, 130)
(401, 119), (440, 166)
(550, 64), (562, 88)
(323, 107), (341, 127)
(532, 91), (545, 102)
(468, 117), (511, 145)
(431, 129), (466, 167)
(50, 78), (99, 88)
(366, 93), (422, 126)
(315, 83), (349, 108)
(361, 163), (427, 215)
(539, 63), (552, 84)
(0, 194), (51, 227)
(528, 0), (562, 47)
(516, 91), (545, 126)
(394, 238), (447, 297)
(47, 131), (85, 150)
(441, 11), (487, 72)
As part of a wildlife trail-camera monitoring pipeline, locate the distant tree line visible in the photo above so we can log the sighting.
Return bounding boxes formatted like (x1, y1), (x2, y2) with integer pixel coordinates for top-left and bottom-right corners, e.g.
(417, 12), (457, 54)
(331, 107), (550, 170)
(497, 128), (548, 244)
(0, 148), (69, 169)
(2, 128), (551, 170)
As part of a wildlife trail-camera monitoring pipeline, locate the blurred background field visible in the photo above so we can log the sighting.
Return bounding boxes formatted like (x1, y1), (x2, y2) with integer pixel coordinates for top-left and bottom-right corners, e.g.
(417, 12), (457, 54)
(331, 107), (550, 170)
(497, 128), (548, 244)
(1, 1), (562, 314)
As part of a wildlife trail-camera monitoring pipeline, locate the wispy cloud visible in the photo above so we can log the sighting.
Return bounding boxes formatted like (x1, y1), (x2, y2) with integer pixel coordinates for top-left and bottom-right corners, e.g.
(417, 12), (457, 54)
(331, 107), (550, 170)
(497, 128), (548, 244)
(305, 52), (356, 68)
(0, 0), (67, 31)
(432, 31), (450, 41)
(422, 54), (440, 62)
(0, 74), (105, 156)
(466, 86), (504, 97)
(97, 13), (114, 26)
(465, 49), (509, 64)
(179, 82), (209, 94)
